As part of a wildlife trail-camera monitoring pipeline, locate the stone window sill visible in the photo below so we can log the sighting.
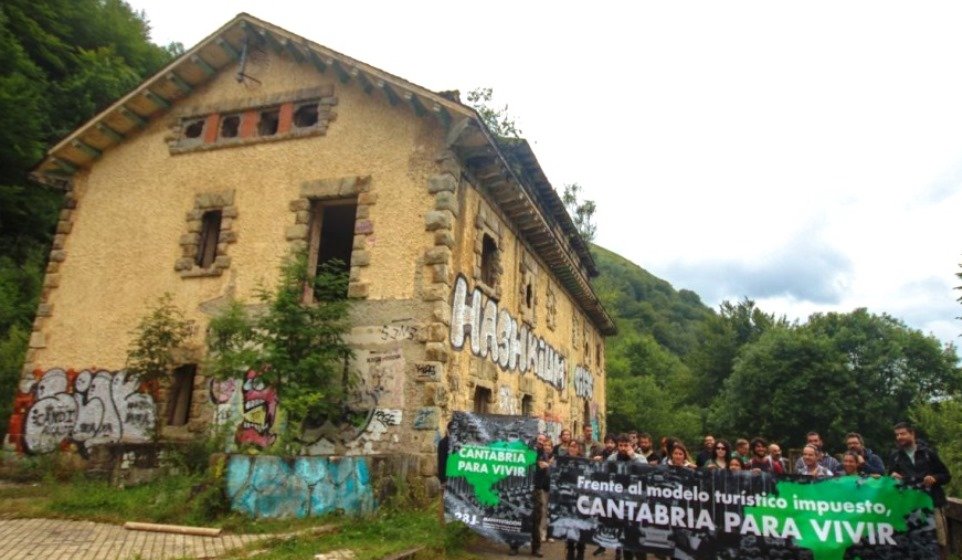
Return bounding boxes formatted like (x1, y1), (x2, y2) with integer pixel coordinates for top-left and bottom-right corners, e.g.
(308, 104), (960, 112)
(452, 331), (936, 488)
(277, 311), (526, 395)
(179, 267), (224, 278)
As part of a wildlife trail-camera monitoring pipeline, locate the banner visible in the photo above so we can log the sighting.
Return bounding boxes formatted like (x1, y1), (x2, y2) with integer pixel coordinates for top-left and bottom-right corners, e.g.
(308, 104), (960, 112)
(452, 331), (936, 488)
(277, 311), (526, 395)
(443, 411), (539, 548)
(550, 456), (939, 560)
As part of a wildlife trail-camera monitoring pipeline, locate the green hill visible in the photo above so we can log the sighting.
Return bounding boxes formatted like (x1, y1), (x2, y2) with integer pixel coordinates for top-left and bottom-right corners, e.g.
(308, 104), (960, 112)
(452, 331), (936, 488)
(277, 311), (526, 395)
(592, 245), (714, 360)
(591, 245), (716, 441)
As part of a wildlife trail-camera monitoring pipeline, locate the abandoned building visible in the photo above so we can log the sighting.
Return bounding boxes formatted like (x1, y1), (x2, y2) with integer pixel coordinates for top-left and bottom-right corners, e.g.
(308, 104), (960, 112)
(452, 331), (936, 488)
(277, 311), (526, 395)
(5, 13), (616, 495)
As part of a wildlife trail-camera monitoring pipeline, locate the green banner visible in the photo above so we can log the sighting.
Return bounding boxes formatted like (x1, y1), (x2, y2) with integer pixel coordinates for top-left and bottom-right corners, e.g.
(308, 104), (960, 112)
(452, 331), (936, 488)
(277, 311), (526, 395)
(443, 411), (539, 548)
(550, 457), (939, 560)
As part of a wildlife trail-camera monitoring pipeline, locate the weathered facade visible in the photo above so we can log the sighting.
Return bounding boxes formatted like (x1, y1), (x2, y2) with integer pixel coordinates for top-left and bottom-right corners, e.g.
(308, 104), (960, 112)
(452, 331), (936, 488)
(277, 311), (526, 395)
(5, 14), (616, 483)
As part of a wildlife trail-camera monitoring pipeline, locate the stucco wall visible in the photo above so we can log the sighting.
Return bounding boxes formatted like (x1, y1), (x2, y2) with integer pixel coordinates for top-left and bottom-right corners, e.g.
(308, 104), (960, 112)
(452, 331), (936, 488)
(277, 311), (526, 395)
(34, 54), (439, 369)
(443, 180), (607, 439)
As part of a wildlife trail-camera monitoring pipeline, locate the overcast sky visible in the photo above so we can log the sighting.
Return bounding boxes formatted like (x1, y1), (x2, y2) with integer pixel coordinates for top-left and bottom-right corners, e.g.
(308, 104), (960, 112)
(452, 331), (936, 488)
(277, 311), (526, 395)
(128, 0), (962, 345)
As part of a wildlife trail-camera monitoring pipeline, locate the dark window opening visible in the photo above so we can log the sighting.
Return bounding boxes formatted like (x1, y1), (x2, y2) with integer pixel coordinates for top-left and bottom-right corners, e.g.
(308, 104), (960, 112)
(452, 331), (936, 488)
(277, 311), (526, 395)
(596, 343), (602, 367)
(305, 200), (357, 302)
(166, 365), (196, 427)
(473, 386), (491, 414)
(293, 103), (319, 128)
(184, 119), (204, 139)
(525, 282), (533, 308)
(521, 394), (533, 417)
(481, 234), (499, 287)
(220, 114), (240, 138)
(258, 109), (279, 136)
(196, 210), (222, 268)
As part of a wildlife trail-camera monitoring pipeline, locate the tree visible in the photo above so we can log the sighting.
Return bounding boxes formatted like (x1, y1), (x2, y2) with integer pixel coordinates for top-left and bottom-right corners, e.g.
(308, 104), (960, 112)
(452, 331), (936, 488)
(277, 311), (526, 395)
(0, 0), (173, 430)
(466, 87), (522, 139)
(709, 309), (961, 450)
(562, 183), (597, 243)
(126, 294), (196, 382)
(606, 375), (701, 445)
(687, 298), (783, 408)
(911, 398), (962, 497)
(205, 254), (353, 450)
(708, 325), (847, 448)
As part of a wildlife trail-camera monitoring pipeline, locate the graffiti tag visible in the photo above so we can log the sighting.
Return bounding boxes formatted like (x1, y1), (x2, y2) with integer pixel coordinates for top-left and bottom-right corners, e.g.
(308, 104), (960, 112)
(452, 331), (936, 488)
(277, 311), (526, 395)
(379, 323), (419, 342)
(373, 408), (402, 426)
(22, 368), (156, 455)
(450, 275), (566, 390)
(573, 365), (594, 399)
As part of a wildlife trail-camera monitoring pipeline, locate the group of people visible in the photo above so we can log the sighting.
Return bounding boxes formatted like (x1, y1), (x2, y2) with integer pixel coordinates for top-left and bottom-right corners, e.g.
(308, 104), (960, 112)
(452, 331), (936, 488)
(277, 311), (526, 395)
(518, 422), (951, 560)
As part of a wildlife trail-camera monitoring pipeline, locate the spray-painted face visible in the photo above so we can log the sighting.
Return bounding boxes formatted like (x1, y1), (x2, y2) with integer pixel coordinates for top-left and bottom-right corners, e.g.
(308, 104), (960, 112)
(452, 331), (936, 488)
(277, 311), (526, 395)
(236, 370), (277, 447)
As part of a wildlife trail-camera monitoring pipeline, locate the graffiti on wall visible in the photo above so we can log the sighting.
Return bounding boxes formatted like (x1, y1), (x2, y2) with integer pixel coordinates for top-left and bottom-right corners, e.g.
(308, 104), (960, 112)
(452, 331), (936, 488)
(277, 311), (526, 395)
(363, 348), (405, 408)
(236, 370), (278, 448)
(539, 412), (563, 443)
(378, 323), (419, 342)
(498, 385), (518, 415)
(342, 407), (403, 456)
(589, 402), (600, 441)
(17, 368), (156, 455)
(226, 455), (374, 518)
(209, 378), (242, 428)
(214, 342), (407, 453)
(450, 275), (567, 390)
(202, 321), (416, 454)
(573, 365), (594, 399)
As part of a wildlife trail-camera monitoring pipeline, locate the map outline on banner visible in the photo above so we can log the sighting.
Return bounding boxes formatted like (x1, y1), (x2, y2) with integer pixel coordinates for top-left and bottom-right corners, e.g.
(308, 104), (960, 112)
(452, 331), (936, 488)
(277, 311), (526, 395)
(443, 411), (540, 549)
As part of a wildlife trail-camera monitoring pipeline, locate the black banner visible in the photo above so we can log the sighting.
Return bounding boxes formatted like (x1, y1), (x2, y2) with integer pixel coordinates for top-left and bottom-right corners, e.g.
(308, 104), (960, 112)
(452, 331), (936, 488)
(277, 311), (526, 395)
(550, 456), (939, 560)
(443, 411), (540, 548)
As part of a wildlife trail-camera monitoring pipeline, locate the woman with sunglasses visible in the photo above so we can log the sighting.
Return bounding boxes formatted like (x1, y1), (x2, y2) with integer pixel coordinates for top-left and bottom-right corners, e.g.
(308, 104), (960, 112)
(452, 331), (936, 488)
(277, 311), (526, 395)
(702, 439), (732, 470)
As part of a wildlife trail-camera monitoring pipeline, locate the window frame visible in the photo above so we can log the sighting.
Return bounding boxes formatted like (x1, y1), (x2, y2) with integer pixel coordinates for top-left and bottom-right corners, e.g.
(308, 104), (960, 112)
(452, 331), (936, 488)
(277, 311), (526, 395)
(303, 197), (358, 303)
(195, 209), (223, 269)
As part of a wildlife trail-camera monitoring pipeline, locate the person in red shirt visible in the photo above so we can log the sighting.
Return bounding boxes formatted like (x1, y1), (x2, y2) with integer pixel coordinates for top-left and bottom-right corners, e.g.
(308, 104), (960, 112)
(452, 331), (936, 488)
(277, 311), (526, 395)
(748, 437), (784, 475)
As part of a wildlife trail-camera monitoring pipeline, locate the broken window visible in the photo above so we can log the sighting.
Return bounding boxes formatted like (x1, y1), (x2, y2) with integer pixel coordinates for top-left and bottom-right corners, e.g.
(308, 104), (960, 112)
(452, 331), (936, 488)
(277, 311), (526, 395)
(473, 386), (491, 414)
(525, 282), (533, 308)
(196, 209), (222, 268)
(293, 103), (319, 128)
(304, 199), (357, 302)
(521, 394), (533, 417)
(257, 108), (279, 136)
(480, 233), (499, 287)
(166, 365), (196, 427)
(219, 114), (240, 138)
(183, 118), (205, 139)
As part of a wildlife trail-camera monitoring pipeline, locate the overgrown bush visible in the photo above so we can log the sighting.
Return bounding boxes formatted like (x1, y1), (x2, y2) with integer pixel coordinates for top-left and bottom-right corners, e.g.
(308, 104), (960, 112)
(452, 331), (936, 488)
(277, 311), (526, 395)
(126, 293), (195, 382)
(205, 251), (353, 453)
(0, 452), (85, 483)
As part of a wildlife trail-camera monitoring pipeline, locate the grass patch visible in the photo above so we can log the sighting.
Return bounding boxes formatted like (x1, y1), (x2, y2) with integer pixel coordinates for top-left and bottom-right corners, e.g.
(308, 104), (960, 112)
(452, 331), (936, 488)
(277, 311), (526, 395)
(229, 507), (479, 560)
(0, 476), (316, 534)
(0, 475), (481, 558)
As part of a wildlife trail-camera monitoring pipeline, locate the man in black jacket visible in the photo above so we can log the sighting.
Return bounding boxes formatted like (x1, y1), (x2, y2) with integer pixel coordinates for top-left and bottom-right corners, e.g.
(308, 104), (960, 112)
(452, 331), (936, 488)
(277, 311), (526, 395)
(522, 433), (550, 557)
(889, 422), (951, 560)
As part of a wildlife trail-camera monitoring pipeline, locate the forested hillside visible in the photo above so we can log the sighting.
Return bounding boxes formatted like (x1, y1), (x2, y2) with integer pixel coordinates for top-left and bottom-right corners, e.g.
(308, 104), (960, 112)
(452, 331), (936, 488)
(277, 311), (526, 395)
(592, 244), (962, 460)
(0, 0), (177, 428)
